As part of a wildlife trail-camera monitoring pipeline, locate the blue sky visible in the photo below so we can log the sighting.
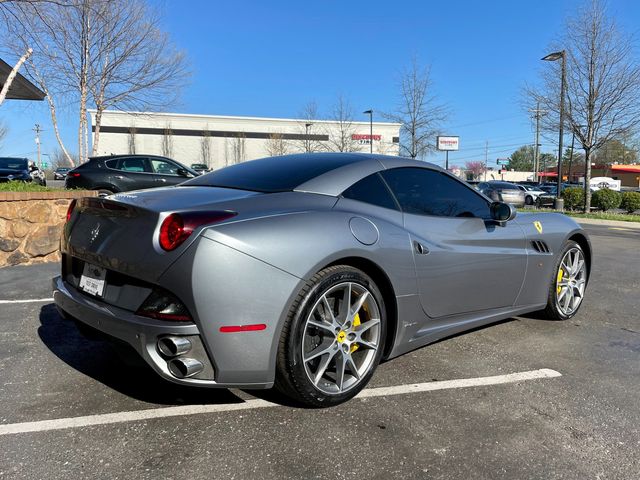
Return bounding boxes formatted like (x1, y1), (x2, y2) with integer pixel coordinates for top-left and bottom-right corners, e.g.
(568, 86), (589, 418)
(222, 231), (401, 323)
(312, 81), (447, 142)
(1, 0), (639, 168)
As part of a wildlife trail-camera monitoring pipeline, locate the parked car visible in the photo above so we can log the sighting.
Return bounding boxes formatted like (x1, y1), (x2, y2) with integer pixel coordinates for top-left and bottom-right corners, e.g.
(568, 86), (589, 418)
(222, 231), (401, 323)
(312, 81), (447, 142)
(54, 153), (591, 407)
(28, 161), (47, 186)
(190, 163), (210, 175)
(514, 184), (546, 206)
(477, 181), (526, 207)
(0, 157), (35, 184)
(536, 187), (559, 208)
(65, 154), (198, 196)
(54, 167), (71, 180)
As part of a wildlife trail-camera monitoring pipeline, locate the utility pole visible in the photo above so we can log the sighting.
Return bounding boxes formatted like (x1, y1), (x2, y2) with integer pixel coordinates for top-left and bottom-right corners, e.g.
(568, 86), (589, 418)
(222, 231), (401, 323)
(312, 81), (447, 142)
(484, 141), (488, 181)
(33, 124), (42, 168)
(568, 131), (576, 182)
(530, 103), (547, 183)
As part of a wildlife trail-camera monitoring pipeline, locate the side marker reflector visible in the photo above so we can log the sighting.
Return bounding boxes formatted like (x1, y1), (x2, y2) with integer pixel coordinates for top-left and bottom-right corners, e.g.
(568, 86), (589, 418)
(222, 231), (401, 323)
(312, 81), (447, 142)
(219, 324), (267, 333)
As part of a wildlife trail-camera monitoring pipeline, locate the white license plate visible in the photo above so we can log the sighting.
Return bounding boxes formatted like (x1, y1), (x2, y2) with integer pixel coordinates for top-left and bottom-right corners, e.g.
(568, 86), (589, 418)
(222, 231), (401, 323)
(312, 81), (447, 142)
(79, 263), (107, 297)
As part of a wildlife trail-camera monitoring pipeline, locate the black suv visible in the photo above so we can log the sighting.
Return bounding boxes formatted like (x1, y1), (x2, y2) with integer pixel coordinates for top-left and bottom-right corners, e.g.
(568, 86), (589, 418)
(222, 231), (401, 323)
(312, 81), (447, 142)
(65, 154), (198, 196)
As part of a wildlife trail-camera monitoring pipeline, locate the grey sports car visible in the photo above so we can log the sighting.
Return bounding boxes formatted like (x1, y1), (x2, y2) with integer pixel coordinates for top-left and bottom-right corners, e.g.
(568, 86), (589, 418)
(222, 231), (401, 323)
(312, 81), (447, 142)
(53, 153), (591, 407)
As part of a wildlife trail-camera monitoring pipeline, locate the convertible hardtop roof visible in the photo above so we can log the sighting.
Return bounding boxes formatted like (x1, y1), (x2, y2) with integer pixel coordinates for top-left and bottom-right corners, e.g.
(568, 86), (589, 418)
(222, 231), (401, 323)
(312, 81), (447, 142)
(183, 152), (442, 196)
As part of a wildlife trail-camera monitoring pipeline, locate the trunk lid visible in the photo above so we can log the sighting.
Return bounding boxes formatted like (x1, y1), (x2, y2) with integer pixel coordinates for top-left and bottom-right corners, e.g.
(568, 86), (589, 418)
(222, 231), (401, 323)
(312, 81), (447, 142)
(64, 186), (259, 281)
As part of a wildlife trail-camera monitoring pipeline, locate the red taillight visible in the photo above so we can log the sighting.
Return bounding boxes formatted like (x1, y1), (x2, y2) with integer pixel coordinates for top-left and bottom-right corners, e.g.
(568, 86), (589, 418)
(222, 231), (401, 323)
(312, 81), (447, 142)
(158, 211), (237, 251)
(69, 172), (81, 177)
(66, 199), (77, 222)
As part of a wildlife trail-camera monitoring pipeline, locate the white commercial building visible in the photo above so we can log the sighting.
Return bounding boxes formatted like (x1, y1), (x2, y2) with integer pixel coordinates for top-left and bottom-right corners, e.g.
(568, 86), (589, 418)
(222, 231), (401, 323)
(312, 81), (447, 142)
(89, 110), (401, 170)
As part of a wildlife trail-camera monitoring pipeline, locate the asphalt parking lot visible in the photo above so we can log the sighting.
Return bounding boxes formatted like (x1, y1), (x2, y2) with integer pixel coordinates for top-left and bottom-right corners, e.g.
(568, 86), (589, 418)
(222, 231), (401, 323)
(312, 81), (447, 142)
(0, 222), (638, 479)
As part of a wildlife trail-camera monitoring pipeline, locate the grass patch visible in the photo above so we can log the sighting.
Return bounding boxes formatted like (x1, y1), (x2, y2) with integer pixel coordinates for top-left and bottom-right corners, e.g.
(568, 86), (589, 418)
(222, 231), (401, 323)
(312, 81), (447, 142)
(0, 181), (64, 192)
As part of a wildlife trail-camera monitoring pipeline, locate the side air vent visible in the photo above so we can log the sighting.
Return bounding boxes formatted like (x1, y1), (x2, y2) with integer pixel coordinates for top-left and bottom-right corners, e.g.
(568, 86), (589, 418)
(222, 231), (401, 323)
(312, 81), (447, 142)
(531, 240), (551, 254)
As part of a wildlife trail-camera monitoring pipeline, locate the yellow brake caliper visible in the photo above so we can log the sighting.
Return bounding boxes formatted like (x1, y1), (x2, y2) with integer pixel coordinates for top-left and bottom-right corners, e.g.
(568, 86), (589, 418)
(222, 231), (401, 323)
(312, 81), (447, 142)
(556, 267), (564, 295)
(350, 311), (362, 353)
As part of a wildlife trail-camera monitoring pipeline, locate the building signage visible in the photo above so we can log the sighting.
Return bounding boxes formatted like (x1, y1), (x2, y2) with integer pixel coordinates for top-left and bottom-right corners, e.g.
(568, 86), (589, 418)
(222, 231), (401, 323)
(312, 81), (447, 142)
(437, 136), (459, 151)
(352, 134), (381, 141)
(589, 177), (621, 191)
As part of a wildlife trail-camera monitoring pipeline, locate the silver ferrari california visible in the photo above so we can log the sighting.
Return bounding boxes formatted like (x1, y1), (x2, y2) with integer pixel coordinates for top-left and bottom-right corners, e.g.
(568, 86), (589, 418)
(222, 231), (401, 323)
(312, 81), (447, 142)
(53, 153), (591, 406)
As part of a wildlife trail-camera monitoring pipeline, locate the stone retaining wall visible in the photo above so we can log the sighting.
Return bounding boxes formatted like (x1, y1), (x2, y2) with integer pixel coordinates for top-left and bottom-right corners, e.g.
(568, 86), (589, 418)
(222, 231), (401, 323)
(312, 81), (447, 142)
(0, 191), (97, 267)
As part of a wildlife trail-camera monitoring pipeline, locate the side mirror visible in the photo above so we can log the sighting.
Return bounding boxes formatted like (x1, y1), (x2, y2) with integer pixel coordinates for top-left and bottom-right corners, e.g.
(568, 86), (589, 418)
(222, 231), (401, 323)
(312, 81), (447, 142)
(176, 167), (191, 178)
(490, 201), (517, 227)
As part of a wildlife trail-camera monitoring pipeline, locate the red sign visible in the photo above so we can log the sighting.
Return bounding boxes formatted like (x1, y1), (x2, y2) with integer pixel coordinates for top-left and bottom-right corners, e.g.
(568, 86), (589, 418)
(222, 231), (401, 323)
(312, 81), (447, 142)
(352, 134), (381, 141)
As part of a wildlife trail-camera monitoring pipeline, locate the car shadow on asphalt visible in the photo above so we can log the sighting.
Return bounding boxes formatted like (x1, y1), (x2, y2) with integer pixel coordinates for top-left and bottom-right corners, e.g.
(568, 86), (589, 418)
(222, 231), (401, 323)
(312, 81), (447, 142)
(37, 303), (248, 407)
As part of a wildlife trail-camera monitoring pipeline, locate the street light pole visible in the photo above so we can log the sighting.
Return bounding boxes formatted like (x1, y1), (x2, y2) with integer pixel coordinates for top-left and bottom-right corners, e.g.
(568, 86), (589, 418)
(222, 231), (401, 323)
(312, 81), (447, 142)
(363, 110), (373, 154)
(542, 50), (566, 208)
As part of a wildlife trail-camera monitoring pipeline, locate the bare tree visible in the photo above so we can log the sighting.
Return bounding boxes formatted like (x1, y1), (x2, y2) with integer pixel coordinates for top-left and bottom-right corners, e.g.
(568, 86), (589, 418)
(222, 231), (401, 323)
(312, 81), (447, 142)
(128, 126), (136, 155)
(526, 1), (640, 211)
(200, 129), (212, 167)
(161, 123), (173, 158)
(230, 133), (246, 164)
(50, 148), (77, 168)
(296, 101), (324, 153)
(88, 0), (189, 155)
(264, 132), (288, 157)
(1, 0), (188, 162)
(384, 58), (448, 159)
(326, 94), (360, 152)
(0, 122), (7, 149)
(0, 47), (32, 107)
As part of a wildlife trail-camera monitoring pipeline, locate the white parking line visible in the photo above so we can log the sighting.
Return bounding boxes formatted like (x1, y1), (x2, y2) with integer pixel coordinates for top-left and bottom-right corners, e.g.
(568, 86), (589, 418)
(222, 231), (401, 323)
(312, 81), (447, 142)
(0, 298), (54, 304)
(0, 368), (561, 436)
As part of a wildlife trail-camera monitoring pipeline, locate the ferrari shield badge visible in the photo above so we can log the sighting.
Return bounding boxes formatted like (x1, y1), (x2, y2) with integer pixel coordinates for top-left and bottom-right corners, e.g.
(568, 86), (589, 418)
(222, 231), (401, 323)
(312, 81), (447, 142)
(533, 221), (543, 234)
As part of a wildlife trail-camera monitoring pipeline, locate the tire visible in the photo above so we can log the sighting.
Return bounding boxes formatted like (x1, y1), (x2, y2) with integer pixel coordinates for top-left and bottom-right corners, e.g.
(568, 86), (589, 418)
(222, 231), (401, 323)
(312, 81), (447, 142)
(275, 265), (386, 407)
(525, 195), (533, 205)
(539, 240), (588, 320)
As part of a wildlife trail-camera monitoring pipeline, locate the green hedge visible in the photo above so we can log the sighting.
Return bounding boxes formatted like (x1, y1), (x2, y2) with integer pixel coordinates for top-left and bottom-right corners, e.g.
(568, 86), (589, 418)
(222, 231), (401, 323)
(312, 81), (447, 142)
(561, 187), (585, 211)
(591, 189), (622, 211)
(620, 191), (640, 214)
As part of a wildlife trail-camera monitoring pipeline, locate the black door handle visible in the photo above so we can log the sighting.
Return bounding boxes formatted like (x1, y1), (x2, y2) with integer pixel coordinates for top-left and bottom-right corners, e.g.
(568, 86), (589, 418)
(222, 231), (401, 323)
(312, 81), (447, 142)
(413, 241), (429, 255)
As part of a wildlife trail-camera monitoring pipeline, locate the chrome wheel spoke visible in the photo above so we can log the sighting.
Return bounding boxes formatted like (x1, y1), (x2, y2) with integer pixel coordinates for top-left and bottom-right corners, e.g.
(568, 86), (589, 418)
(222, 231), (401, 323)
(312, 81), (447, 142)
(350, 291), (369, 318)
(338, 283), (352, 324)
(304, 341), (335, 363)
(313, 350), (337, 385)
(307, 318), (335, 334)
(334, 353), (346, 391)
(346, 354), (360, 380)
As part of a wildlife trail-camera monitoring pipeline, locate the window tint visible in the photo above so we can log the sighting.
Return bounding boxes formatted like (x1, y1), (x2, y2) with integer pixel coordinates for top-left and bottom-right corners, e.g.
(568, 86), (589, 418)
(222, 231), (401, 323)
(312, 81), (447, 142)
(381, 168), (490, 218)
(183, 154), (365, 193)
(114, 157), (150, 173)
(151, 159), (179, 175)
(105, 159), (118, 169)
(342, 173), (399, 211)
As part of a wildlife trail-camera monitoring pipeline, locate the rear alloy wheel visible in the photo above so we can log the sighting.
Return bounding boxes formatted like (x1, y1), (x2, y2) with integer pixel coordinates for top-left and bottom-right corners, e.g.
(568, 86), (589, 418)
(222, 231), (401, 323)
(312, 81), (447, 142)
(276, 266), (386, 407)
(541, 241), (588, 320)
(525, 195), (533, 205)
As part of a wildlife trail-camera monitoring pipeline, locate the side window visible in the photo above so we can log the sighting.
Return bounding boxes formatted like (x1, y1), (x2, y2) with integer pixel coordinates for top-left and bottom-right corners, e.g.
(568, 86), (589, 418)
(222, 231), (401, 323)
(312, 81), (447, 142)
(342, 173), (399, 211)
(150, 159), (180, 175)
(118, 157), (150, 173)
(105, 159), (118, 169)
(380, 168), (490, 218)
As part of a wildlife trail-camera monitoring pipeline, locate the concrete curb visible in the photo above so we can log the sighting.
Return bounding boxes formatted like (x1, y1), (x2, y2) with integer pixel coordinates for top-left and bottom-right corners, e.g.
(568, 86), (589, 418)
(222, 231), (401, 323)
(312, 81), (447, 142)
(575, 217), (640, 229)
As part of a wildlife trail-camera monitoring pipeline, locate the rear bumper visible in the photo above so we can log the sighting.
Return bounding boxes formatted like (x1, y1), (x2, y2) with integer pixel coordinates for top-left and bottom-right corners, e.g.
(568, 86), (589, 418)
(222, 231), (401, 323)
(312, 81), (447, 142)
(52, 275), (272, 389)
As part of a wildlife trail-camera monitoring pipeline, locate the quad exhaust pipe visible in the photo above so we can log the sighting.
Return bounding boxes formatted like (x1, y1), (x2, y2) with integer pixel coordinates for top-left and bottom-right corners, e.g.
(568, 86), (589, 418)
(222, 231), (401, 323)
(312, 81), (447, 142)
(168, 357), (204, 378)
(157, 336), (192, 357)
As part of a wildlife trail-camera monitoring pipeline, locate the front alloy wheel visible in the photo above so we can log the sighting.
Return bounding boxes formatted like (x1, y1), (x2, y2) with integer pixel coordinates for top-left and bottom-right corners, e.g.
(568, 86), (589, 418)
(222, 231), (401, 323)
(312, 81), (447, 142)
(276, 266), (386, 407)
(541, 240), (588, 320)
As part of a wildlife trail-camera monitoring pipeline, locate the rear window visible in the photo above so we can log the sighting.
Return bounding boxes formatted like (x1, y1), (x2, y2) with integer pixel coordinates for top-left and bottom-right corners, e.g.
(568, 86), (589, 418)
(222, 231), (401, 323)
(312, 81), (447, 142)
(0, 158), (28, 170)
(183, 154), (364, 193)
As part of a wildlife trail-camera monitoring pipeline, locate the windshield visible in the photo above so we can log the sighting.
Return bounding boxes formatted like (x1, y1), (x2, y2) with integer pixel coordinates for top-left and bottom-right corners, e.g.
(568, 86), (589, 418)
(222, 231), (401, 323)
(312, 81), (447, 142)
(0, 158), (28, 170)
(183, 154), (365, 193)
